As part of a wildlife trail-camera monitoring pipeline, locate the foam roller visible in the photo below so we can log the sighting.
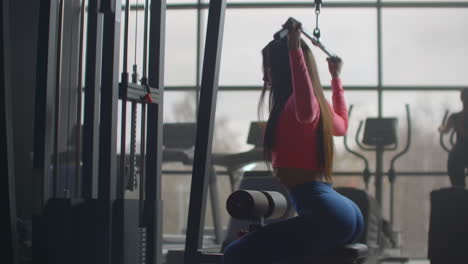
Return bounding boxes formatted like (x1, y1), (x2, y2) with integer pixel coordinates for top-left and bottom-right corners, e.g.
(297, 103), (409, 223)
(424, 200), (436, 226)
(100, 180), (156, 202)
(226, 190), (288, 221)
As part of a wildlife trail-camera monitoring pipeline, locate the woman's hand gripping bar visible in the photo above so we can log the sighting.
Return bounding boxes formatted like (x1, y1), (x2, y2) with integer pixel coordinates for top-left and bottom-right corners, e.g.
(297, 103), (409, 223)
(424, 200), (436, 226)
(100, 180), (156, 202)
(273, 22), (337, 58)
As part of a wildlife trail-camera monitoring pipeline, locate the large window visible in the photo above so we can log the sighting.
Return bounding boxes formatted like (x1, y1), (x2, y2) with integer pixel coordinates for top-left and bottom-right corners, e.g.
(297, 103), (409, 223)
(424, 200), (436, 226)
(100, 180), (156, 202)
(215, 8), (378, 86)
(152, 1), (468, 258)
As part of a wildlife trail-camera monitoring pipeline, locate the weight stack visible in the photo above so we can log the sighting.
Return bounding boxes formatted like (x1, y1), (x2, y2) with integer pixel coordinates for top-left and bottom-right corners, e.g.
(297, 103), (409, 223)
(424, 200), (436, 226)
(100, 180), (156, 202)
(32, 198), (141, 264)
(428, 187), (468, 264)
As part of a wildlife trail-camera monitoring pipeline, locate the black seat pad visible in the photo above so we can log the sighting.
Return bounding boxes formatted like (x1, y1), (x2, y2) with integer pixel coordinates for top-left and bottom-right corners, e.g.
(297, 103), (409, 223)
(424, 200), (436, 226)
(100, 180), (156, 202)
(281, 243), (368, 264)
(334, 243), (368, 259)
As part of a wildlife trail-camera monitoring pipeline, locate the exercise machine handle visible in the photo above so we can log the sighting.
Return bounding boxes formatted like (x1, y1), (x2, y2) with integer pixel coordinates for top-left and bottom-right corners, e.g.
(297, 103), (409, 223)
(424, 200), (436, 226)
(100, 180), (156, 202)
(355, 121), (375, 151)
(343, 105), (371, 187)
(273, 26), (337, 58)
(389, 104), (412, 178)
(439, 110), (451, 153)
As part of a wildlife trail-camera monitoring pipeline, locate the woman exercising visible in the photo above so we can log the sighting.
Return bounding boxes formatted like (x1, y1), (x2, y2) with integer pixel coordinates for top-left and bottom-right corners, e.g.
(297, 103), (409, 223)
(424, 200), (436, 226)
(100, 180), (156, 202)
(439, 89), (468, 187)
(222, 18), (363, 264)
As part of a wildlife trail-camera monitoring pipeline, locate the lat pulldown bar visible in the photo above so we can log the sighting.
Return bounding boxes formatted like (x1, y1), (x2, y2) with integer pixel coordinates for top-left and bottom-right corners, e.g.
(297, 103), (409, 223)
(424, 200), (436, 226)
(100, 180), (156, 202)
(274, 25), (337, 58)
(273, 1), (336, 57)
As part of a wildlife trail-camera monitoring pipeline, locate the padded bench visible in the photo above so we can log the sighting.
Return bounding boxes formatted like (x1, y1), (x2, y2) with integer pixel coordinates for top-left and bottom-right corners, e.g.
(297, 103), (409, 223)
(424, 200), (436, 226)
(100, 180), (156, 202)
(278, 243), (369, 264)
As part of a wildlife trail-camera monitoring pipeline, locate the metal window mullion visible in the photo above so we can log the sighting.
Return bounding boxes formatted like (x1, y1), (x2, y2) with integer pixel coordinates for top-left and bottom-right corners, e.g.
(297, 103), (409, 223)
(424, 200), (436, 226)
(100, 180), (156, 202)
(160, 2), (468, 10)
(377, 0), (383, 118)
(374, 0), (384, 206)
(165, 85), (468, 91)
(195, 0), (202, 117)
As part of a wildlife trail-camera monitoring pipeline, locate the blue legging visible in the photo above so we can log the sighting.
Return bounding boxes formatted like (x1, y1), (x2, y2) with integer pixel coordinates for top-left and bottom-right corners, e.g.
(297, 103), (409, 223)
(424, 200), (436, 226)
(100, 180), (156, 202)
(222, 181), (364, 264)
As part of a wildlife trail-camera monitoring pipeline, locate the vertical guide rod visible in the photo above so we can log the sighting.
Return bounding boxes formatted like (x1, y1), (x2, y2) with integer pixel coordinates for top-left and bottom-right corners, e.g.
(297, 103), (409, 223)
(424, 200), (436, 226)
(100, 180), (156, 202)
(377, 0), (383, 117)
(128, 0), (143, 192)
(74, 0), (86, 197)
(184, 0), (226, 262)
(82, 0), (103, 199)
(142, 0), (150, 78)
(99, 0), (121, 263)
(1, 0), (18, 262)
(139, 103), (147, 223)
(119, 0), (130, 197)
(138, 0), (150, 199)
(375, 0), (384, 206)
(144, 1), (166, 264)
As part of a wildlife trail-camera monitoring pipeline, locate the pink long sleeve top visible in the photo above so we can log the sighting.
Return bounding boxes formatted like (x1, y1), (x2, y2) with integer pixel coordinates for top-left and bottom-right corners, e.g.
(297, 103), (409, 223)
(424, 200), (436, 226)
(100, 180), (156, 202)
(271, 48), (348, 170)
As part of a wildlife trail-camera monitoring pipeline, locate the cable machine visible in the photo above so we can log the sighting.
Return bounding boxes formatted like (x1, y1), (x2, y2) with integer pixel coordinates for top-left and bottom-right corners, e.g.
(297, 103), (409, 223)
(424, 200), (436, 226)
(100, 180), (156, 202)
(32, 0), (166, 264)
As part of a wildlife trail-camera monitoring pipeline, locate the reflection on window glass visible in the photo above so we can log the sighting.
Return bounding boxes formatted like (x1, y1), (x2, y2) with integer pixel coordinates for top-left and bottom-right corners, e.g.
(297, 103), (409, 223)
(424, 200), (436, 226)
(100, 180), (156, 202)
(382, 9), (468, 85)
(164, 91), (197, 122)
(213, 91), (261, 153)
(207, 8), (377, 86)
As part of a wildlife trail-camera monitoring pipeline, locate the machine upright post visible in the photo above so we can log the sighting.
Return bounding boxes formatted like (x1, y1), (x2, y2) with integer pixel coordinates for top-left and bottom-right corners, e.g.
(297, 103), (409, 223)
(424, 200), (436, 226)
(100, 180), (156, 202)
(375, 144), (384, 206)
(184, 0), (227, 263)
(1, 0), (18, 262)
(144, 1), (166, 263)
(99, 0), (121, 263)
(82, 0), (104, 199)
